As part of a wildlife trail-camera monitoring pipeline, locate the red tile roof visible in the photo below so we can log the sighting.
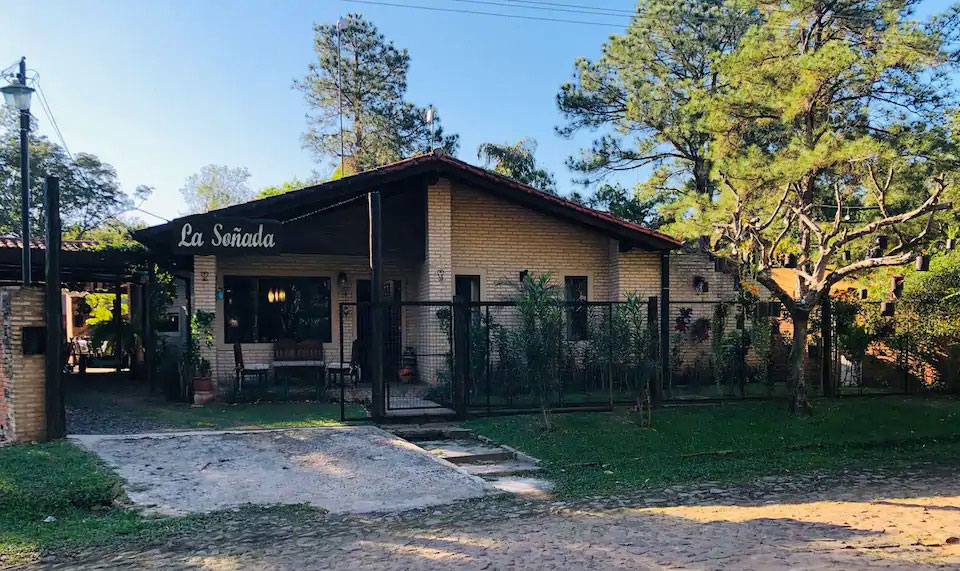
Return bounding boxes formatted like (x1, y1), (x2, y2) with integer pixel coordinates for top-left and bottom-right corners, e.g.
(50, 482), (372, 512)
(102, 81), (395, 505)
(0, 237), (100, 251)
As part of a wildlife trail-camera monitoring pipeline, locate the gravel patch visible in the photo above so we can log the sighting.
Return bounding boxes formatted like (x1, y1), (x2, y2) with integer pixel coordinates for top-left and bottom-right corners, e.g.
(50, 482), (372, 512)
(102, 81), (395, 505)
(43, 465), (960, 569)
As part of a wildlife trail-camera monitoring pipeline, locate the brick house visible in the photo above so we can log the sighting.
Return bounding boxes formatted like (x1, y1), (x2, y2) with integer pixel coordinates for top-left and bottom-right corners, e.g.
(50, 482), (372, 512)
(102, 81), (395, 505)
(136, 151), (742, 398)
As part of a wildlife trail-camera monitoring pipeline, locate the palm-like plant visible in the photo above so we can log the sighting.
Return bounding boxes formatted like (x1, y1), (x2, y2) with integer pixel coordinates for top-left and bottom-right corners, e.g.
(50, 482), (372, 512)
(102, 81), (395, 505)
(477, 138), (557, 194)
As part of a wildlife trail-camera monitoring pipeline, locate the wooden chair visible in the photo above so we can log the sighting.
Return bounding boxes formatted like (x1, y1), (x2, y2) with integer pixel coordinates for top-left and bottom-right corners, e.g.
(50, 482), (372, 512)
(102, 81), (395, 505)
(326, 339), (362, 386)
(234, 342), (270, 396)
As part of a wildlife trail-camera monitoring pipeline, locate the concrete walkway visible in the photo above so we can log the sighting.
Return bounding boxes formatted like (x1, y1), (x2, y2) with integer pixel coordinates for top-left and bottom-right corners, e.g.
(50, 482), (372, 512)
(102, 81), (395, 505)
(72, 426), (493, 515)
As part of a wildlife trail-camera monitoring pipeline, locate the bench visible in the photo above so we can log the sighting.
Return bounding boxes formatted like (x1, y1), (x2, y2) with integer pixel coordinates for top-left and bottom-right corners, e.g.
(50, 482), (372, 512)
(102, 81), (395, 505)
(273, 339), (326, 399)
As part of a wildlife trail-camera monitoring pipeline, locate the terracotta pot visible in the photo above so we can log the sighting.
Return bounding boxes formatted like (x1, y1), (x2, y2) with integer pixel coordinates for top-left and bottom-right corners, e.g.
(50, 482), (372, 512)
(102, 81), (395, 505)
(193, 377), (214, 392)
(193, 390), (215, 406)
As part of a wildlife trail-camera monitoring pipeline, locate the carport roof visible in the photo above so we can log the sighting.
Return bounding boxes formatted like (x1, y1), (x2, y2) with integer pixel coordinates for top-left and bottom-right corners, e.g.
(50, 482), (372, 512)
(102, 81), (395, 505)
(135, 150), (682, 252)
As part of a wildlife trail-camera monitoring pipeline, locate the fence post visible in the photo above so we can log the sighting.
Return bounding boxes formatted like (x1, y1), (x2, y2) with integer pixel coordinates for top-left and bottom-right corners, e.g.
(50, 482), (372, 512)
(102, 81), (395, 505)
(647, 296), (658, 403)
(44, 176), (65, 440)
(339, 303), (346, 421)
(657, 253), (670, 405)
(485, 304), (491, 414)
(607, 303), (614, 409)
(820, 296), (834, 397)
(453, 300), (469, 418)
(368, 191), (385, 421)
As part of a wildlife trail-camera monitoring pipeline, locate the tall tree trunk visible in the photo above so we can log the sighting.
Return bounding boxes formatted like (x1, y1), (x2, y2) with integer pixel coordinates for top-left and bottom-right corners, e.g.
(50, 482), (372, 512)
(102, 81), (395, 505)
(789, 310), (814, 416)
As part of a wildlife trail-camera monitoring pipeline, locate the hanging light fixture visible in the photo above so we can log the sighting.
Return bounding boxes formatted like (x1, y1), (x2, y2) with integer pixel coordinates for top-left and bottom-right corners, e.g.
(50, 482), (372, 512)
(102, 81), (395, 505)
(267, 289), (275, 303)
(278, 288), (286, 302)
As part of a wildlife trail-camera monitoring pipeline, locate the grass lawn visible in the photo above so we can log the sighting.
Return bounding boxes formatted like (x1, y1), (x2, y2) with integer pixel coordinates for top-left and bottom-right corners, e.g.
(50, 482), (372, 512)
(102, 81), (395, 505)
(467, 396), (960, 497)
(0, 441), (319, 565)
(110, 400), (367, 430)
(68, 382), (367, 430)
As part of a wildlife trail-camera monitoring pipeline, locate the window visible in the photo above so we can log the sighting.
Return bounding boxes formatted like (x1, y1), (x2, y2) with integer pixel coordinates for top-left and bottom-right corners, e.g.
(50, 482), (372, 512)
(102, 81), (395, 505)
(223, 276), (332, 343)
(454, 275), (480, 302)
(564, 276), (588, 341)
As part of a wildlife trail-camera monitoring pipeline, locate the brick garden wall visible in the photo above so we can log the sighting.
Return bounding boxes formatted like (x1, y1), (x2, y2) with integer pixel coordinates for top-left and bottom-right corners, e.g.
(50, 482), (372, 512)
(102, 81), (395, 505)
(0, 287), (47, 443)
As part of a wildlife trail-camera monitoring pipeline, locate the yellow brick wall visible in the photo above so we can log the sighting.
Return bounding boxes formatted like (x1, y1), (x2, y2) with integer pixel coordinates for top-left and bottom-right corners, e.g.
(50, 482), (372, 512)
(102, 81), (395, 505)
(0, 287), (47, 443)
(450, 183), (618, 300)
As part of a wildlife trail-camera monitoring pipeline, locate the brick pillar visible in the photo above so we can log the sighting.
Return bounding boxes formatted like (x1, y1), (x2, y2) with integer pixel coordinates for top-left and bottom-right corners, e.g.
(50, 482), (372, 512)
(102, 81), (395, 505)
(0, 286), (47, 443)
(417, 178), (453, 388)
(192, 256), (219, 391)
(423, 178), (453, 300)
(608, 239), (621, 301)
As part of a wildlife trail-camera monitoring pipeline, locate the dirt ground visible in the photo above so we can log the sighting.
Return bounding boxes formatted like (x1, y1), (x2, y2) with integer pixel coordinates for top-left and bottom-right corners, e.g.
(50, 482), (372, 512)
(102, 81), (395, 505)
(42, 466), (960, 570)
(71, 427), (493, 515)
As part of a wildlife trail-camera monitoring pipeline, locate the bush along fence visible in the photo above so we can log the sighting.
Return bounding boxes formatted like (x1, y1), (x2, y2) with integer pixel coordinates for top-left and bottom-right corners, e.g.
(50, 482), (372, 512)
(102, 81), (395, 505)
(326, 291), (959, 421)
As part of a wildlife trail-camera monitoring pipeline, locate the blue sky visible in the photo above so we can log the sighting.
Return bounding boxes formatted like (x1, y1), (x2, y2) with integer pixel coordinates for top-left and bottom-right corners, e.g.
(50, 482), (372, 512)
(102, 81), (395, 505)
(0, 0), (952, 223)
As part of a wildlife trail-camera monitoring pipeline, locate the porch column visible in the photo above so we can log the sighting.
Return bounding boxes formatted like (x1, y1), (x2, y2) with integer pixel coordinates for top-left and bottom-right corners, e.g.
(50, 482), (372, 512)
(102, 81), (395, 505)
(417, 178), (453, 392)
(193, 255), (218, 391)
(423, 177), (453, 300)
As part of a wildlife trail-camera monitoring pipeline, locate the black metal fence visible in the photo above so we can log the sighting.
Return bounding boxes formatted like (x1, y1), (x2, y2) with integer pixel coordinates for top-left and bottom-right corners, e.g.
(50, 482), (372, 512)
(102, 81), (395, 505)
(334, 299), (660, 419)
(324, 296), (958, 421)
(665, 299), (788, 401)
(826, 298), (956, 396)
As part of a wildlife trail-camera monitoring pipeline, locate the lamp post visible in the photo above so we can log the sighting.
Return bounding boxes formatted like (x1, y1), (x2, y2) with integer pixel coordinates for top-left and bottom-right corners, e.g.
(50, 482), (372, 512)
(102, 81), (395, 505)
(2, 57), (35, 285)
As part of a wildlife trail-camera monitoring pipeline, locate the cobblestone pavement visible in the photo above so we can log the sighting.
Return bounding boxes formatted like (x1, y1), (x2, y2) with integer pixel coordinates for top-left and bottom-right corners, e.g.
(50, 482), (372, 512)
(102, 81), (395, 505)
(33, 465), (960, 570)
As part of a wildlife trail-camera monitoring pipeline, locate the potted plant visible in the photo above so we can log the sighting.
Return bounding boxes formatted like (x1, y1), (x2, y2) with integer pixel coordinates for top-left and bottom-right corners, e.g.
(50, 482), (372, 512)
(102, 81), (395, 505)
(916, 252), (930, 272)
(187, 309), (215, 404)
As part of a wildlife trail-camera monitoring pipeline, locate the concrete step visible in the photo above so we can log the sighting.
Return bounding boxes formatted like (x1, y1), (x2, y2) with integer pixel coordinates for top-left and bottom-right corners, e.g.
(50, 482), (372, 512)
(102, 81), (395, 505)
(417, 439), (516, 464)
(458, 458), (541, 478)
(487, 476), (555, 499)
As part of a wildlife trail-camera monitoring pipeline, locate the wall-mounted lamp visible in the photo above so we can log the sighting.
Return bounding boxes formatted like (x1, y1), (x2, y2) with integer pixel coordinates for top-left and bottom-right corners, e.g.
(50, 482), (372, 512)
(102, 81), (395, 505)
(338, 271), (349, 290)
(200, 270), (209, 282)
(436, 268), (445, 282)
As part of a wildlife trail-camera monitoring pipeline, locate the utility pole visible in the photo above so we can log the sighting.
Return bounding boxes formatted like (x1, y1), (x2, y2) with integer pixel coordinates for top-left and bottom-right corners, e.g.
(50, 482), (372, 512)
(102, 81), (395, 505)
(18, 59), (30, 284)
(337, 17), (347, 176)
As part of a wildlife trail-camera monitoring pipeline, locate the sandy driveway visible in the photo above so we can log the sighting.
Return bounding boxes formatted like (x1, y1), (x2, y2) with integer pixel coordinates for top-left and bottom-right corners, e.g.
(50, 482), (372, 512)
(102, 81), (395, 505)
(72, 426), (492, 515)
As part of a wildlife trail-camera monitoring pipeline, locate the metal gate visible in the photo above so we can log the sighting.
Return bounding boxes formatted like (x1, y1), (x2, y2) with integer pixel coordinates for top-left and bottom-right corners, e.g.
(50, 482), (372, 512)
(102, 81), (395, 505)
(336, 299), (662, 421)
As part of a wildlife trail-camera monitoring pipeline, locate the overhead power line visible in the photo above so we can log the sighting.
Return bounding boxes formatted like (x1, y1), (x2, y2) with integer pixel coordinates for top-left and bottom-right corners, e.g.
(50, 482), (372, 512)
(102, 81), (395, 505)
(504, 0), (635, 16)
(451, 0), (632, 18)
(342, 0), (627, 27)
(31, 80), (171, 223)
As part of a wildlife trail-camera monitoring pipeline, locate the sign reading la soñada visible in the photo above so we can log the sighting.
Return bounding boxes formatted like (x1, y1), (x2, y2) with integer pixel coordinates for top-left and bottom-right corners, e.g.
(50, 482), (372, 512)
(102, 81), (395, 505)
(174, 216), (282, 255)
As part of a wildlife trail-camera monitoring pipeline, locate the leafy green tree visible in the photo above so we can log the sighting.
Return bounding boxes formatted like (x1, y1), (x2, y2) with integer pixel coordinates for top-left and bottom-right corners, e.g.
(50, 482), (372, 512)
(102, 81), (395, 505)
(179, 164), (253, 214)
(295, 14), (459, 173)
(477, 138), (557, 193)
(0, 108), (151, 238)
(707, 0), (959, 414)
(584, 183), (663, 226)
(256, 177), (318, 199)
(63, 217), (145, 246)
(557, 0), (754, 218)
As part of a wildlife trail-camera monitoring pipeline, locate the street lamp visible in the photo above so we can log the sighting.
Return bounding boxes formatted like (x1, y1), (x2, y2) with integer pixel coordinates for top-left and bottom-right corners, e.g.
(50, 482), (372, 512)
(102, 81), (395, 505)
(1, 57), (35, 284)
